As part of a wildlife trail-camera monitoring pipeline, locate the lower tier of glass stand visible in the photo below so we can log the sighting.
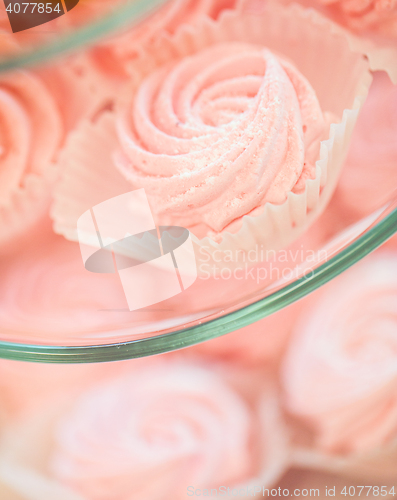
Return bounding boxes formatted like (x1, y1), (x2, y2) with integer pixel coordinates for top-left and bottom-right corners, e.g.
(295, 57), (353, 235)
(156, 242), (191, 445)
(0, 190), (396, 363)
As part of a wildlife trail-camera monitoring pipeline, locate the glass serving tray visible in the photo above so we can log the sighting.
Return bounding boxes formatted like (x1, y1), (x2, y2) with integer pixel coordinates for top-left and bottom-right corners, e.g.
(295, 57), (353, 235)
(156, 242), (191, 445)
(0, 0), (396, 363)
(0, 198), (395, 363)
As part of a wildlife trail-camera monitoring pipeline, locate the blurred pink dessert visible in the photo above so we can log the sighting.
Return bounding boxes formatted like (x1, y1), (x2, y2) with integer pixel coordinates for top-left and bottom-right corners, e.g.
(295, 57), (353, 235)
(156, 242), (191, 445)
(47, 360), (282, 499)
(104, 0), (238, 51)
(282, 252), (397, 455)
(0, 59), (115, 251)
(0, 71), (63, 247)
(316, 0), (397, 37)
(335, 71), (397, 218)
(0, 359), (288, 498)
(90, 0), (239, 80)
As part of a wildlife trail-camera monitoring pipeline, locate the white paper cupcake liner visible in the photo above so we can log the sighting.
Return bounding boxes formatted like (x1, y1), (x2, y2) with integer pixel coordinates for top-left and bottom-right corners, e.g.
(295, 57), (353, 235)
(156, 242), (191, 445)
(337, 33), (397, 84)
(0, 167), (58, 250)
(36, 52), (118, 131)
(51, 1), (372, 273)
(270, 0), (397, 83)
(51, 113), (133, 243)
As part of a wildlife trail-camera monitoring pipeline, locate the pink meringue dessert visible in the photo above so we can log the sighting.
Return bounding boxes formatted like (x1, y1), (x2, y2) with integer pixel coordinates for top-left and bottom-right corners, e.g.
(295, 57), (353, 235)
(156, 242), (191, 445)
(52, 2), (372, 267)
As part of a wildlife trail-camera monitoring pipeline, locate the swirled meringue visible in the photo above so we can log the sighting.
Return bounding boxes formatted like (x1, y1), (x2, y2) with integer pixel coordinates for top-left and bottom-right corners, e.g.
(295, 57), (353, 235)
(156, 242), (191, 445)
(115, 42), (326, 237)
(282, 253), (397, 454)
(0, 71), (62, 204)
(51, 3), (371, 261)
(51, 361), (254, 499)
(0, 71), (63, 245)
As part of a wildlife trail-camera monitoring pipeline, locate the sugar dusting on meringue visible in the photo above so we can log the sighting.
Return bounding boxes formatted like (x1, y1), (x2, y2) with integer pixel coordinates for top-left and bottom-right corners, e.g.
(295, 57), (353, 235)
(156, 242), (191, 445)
(115, 42), (326, 237)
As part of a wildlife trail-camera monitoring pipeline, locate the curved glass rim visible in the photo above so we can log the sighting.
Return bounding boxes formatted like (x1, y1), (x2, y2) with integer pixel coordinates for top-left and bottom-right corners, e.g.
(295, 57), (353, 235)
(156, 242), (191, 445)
(0, 0), (167, 72)
(0, 206), (396, 363)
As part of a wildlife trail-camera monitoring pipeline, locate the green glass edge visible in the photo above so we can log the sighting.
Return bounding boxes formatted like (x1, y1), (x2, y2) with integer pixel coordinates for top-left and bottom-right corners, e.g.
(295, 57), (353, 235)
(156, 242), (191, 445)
(1, 207), (396, 363)
(0, 0), (166, 72)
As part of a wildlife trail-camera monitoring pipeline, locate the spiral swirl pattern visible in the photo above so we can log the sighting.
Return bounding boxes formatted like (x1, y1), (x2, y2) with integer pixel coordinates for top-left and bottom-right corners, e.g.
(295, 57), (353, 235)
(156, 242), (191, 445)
(115, 42), (326, 236)
(51, 362), (252, 499)
(0, 71), (62, 206)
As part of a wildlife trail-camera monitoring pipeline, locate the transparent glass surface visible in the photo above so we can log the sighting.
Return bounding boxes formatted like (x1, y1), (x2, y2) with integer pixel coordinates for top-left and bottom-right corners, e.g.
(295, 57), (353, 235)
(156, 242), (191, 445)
(0, 0), (395, 363)
(0, 197), (395, 363)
